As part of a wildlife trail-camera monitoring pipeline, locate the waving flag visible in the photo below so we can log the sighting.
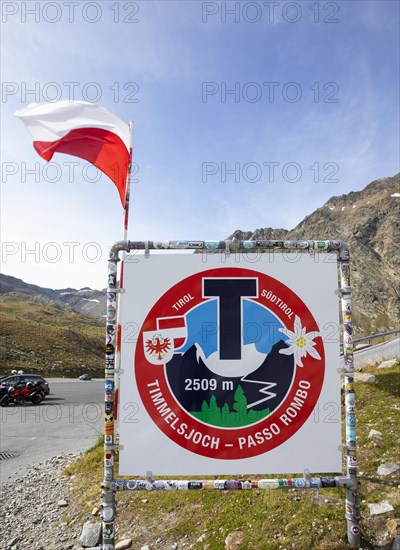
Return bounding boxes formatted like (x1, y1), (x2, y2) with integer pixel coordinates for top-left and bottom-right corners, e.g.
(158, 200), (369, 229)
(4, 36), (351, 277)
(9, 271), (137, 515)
(15, 101), (131, 206)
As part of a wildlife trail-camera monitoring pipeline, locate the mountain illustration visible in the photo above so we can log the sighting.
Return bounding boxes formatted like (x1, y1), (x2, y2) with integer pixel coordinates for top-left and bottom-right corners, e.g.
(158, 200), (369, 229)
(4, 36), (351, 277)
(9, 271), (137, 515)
(165, 340), (294, 418)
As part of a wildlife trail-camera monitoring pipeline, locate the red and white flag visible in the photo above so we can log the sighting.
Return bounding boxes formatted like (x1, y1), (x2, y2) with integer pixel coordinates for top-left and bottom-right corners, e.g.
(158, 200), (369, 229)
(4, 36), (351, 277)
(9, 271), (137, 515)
(15, 101), (130, 206)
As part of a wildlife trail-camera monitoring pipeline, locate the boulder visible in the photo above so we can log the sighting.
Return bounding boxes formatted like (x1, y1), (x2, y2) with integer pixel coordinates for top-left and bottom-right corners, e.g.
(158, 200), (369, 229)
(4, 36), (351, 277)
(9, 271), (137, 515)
(225, 530), (244, 549)
(354, 373), (376, 383)
(378, 359), (397, 369)
(368, 501), (394, 515)
(377, 463), (400, 476)
(79, 521), (102, 548)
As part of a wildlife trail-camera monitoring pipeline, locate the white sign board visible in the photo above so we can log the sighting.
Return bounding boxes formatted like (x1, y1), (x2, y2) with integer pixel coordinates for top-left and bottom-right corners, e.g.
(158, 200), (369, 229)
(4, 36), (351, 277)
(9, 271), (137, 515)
(118, 252), (341, 475)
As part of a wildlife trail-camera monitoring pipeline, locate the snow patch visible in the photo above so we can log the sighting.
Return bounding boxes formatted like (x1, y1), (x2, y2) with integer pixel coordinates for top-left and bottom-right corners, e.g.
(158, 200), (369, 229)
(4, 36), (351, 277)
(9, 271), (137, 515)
(82, 298), (100, 303)
(329, 206), (335, 210)
(341, 206), (346, 211)
(391, 193), (400, 197)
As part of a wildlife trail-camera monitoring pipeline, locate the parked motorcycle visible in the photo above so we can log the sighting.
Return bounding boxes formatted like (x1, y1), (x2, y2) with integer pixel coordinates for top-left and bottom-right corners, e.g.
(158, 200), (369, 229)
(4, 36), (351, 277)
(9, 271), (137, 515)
(0, 381), (46, 406)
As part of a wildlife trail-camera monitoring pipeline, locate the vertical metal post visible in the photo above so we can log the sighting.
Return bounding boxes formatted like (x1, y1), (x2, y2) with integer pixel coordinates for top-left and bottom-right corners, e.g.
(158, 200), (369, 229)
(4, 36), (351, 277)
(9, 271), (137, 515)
(102, 253), (119, 550)
(339, 244), (361, 547)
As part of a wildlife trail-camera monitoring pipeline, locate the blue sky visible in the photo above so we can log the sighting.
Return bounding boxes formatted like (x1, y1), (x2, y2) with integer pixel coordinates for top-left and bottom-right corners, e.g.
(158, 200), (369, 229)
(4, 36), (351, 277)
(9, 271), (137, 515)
(1, 0), (399, 289)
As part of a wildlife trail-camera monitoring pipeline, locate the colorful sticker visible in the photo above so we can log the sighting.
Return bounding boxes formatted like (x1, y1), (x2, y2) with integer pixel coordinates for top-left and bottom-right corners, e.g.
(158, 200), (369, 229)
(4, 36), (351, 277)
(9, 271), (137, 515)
(188, 481), (203, 490)
(104, 423), (114, 435)
(258, 479), (279, 489)
(103, 523), (115, 538)
(105, 380), (114, 393)
(225, 480), (242, 490)
(347, 414), (356, 427)
(321, 478), (336, 487)
(104, 467), (113, 481)
(107, 305), (116, 321)
(106, 344), (115, 356)
(214, 480), (226, 489)
(294, 478), (306, 488)
(309, 478), (321, 488)
(102, 505), (115, 522)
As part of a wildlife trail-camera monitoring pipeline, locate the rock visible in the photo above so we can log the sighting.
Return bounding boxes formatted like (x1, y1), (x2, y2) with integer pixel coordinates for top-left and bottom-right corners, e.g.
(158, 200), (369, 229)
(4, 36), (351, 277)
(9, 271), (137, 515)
(115, 540), (133, 550)
(387, 518), (399, 535)
(225, 530), (244, 549)
(378, 359), (397, 369)
(368, 429), (383, 438)
(393, 534), (400, 550)
(377, 463), (400, 476)
(368, 501), (394, 516)
(57, 499), (68, 507)
(91, 507), (100, 516)
(140, 546), (151, 550)
(354, 373), (376, 383)
(79, 521), (102, 548)
(371, 529), (393, 549)
(197, 534), (207, 542)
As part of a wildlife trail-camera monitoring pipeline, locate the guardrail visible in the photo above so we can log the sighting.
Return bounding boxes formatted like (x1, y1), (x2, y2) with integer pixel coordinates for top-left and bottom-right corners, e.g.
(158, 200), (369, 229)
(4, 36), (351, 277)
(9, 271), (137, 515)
(341, 329), (400, 350)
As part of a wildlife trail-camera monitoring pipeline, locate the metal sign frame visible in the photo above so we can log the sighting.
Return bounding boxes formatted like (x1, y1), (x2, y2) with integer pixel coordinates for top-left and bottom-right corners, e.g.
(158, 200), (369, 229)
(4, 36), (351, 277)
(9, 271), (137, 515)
(101, 239), (360, 549)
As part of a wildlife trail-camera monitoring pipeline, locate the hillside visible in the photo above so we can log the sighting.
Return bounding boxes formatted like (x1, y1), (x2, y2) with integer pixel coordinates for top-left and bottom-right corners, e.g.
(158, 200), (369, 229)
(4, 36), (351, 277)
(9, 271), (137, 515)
(0, 274), (106, 319)
(0, 292), (104, 377)
(229, 174), (400, 335)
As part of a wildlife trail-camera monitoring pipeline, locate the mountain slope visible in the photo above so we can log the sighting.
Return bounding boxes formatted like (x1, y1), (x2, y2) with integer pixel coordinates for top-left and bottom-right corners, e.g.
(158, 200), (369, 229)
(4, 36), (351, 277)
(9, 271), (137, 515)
(228, 174), (400, 333)
(0, 292), (104, 376)
(0, 274), (106, 319)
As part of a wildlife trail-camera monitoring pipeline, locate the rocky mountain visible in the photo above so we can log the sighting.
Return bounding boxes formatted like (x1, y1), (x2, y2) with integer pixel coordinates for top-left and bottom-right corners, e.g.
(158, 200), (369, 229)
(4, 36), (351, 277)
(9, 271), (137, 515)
(228, 173), (400, 334)
(1, 174), (398, 342)
(0, 274), (106, 319)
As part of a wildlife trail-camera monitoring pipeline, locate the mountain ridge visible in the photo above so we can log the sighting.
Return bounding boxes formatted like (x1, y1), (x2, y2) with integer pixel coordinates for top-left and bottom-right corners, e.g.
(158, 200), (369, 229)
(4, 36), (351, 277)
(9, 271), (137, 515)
(228, 173), (400, 333)
(1, 174), (399, 334)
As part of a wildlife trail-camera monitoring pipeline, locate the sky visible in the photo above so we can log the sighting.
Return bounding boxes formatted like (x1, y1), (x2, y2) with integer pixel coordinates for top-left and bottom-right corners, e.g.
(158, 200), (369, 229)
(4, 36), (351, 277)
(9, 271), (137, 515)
(1, 0), (399, 290)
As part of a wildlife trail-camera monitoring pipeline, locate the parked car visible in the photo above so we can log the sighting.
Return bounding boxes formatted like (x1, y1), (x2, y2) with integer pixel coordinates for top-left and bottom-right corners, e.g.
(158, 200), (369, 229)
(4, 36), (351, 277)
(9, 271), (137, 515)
(79, 374), (92, 381)
(0, 374), (50, 396)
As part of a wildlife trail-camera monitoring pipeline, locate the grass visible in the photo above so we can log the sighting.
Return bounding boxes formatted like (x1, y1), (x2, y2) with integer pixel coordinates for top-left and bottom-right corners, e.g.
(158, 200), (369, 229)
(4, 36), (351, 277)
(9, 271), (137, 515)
(61, 362), (400, 549)
(0, 293), (104, 377)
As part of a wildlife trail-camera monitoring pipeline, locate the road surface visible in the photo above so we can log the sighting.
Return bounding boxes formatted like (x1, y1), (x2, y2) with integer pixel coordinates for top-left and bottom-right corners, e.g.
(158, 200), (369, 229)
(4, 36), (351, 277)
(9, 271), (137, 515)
(352, 337), (399, 369)
(0, 380), (103, 487)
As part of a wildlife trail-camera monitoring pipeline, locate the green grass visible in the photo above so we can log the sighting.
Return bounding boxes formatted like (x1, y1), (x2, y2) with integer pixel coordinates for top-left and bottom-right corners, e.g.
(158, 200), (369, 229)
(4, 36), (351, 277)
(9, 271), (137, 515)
(62, 362), (400, 549)
(0, 293), (104, 377)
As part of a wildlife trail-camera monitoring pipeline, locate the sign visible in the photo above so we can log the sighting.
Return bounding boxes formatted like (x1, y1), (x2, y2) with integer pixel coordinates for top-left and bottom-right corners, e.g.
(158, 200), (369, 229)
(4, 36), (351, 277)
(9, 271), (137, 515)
(118, 253), (341, 475)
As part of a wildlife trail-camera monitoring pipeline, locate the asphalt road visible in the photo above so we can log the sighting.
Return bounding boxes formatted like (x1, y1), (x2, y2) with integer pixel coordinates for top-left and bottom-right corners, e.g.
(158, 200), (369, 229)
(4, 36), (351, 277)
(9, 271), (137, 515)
(352, 336), (400, 369)
(0, 380), (103, 487)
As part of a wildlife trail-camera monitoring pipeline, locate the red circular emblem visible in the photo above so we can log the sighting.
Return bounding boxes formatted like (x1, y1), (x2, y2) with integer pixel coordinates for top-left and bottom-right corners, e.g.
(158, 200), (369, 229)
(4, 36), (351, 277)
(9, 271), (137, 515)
(135, 267), (325, 459)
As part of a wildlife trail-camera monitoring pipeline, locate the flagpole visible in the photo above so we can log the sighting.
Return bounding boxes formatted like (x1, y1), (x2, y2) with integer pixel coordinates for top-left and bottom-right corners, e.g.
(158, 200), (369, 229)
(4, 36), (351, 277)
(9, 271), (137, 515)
(102, 121), (133, 549)
(123, 120), (134, 241)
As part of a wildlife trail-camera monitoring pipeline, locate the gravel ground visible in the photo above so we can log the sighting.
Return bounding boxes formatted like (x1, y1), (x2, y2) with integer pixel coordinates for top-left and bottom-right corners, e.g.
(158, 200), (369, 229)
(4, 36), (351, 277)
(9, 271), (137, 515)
(0, 453), (89, 550)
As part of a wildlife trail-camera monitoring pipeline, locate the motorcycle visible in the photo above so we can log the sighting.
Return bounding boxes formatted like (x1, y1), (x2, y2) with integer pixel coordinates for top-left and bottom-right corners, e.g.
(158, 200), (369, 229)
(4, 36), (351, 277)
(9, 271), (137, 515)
(0, 381), (46, 406)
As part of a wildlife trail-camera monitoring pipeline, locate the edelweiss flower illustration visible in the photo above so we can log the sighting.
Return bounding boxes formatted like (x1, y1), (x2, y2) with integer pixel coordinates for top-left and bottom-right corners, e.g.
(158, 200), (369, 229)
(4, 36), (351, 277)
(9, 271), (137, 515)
(279, 315), (321, 367)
